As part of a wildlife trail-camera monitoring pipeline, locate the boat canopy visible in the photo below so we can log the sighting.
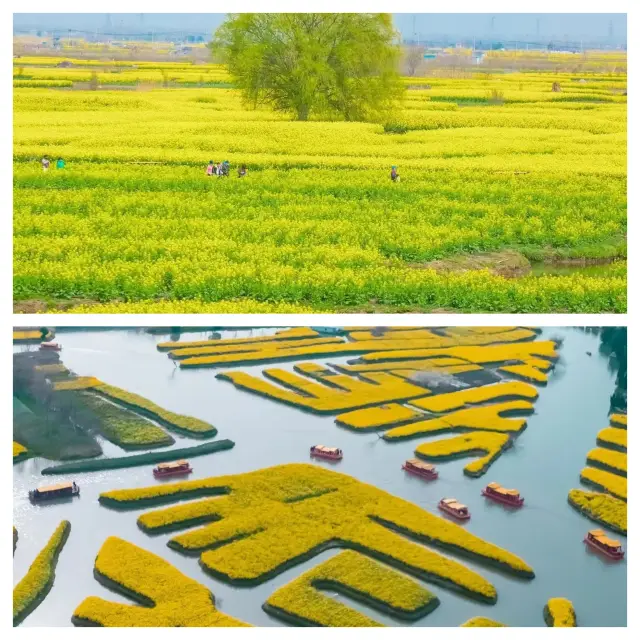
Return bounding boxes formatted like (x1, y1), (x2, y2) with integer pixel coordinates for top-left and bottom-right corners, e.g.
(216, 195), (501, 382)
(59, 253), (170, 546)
(407, 458), (435, 471)
(157, 460), (188, 470)
(36, 482), (73, 493)
(314, 445), (339, 453)
(590, 530), (621, 548)
(448, 501), (467, 510)
(487, 482), (519, 496)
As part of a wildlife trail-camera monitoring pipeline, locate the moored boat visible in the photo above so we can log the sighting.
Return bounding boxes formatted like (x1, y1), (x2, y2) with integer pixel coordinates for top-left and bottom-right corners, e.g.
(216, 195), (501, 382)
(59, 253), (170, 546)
(39, 342), (61, 351)
(584, 529), (625, 560)
(29, 481), (79, 502)
(153, 460), (193, 478)
(481, 481), (524, 507)
(439, 497), (470, 520)
(310, 445), (343, 461)
(402, 458), (438, 480)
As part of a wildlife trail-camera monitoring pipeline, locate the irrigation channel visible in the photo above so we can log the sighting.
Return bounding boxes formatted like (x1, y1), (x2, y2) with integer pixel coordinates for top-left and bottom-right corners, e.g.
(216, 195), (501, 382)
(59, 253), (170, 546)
(13, 327), (626, 627)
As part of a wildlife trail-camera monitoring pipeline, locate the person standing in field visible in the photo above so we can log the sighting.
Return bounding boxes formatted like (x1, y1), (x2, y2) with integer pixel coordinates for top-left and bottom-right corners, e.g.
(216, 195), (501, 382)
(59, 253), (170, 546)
(41, 155), (50, 171)
(390, 165), (399, 182)
(222, 160), (230, 177)
(206, 160), (215, 176)
(238, 164), (247, 178)
(56, 157), (65, 169)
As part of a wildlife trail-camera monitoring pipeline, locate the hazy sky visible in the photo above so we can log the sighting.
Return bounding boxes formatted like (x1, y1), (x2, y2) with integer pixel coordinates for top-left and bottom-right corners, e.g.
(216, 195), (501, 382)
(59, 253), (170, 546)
(13, 13), (627, 43)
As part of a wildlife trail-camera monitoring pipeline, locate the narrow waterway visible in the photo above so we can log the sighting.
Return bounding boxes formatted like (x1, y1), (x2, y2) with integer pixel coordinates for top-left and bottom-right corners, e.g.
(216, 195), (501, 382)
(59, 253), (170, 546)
(13, 327), (626, 627)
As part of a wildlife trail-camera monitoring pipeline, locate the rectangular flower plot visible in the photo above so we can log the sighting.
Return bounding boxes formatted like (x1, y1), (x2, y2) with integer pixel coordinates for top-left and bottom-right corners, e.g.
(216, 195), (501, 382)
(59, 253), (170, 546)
(580, 467), (627, 501)
(264, 550), (438, 626)
(384, 400), (534, 441)
(157, 327), (320, 351)
(175, 329), (542, 369)
(358, 340), (558, 365)
(336, 403), (425, 431)
(99, 464), (534, 604)
(586, 447), (627, 477)
(217, 369), (431, 414)
(408, 381), (538, 413)
(596, 427), (627, 452)
(334, 357), (482, 375)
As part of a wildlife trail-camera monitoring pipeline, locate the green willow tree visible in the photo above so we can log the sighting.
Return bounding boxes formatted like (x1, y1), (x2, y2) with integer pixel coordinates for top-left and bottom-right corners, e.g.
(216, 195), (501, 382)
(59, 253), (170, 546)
(211, 13), (403, 121)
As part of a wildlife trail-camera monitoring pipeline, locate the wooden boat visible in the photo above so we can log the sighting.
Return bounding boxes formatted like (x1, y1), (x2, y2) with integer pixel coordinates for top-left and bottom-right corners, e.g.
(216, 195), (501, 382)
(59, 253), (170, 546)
(439, 497), (470, 520)
(402, 458), (438, 480)
(39, 342), (61, 351)
(481, 481), (524, 507)
(153, 460), (193, 478)
(29, 481), (79, 502)
(310, 445), (343, 461)
(584, 529), (625, 560)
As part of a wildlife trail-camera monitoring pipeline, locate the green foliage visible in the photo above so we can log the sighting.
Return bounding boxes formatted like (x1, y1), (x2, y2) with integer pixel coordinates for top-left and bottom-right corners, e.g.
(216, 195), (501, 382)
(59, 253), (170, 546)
(212, 14), (403, 121)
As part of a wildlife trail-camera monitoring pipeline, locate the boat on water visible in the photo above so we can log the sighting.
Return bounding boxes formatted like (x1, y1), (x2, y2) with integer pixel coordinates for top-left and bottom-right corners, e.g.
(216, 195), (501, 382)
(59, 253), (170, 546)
(310, 445), (343, 461)
(29, 481), (79, 502)
(481, 482), (524, 507)
(584, 529), (625, 560)
(402, 458), (438, 480)
(153, 460), (193, 478)
(39, 342), (61, 351)
(439, 497), (470, 520)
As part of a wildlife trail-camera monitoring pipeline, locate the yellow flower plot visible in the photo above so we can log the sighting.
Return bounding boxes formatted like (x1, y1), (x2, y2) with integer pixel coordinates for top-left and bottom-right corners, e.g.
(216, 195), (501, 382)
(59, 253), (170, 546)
(460, 617), (506, 627)
(218, 369), (430, 414)
(568, 490), (626, 536)
(359, 340), (559, 365)
(157, 327), (319, 351)
(596, 427), (627, 452)
(99, 464), (534, 604)
(176, 328), (539, 368)
(497, 361), (551, 384)
(13, 521), (70, 626)
(570, 414), (628, 533)
(586, 447), (627, 476)
(336, 403), (424, 431)
(383, 401), (534, 441)
(34, 363), (68, 375)
(408, 381), (538, 413)
(13, 330), (45, 343)
(264, 550), (437, 626)
(72, 537), (249, 627)
(580, 467), (626, 501)
(171, 336), (346, 360)
(334, 357), (482, 375)
(415, 432), (511, 478)
(544, 598), (577, 627)
(609, 413), (627, 429)
(13, 441), (29, 462)
(53, 376), (101, 391)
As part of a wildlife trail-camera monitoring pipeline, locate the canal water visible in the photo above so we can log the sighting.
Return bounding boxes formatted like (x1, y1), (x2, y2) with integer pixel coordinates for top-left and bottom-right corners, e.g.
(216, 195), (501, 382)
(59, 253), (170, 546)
(13, 327), (627, 627)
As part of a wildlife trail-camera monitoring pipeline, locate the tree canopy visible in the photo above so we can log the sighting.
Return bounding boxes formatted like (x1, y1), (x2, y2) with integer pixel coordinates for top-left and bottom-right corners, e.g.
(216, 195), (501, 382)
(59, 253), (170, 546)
(211, 13), (403, 121)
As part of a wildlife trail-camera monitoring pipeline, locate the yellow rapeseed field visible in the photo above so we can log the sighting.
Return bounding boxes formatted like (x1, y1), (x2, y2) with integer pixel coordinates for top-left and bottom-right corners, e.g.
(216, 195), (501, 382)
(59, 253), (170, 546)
(13, 56), (626, 312)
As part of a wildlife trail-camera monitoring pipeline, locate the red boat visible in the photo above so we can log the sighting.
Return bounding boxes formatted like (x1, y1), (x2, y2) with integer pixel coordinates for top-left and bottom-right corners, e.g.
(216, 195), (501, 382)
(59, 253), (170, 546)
(439, 497), (470, 520)
(39, 342), (61, 351)
(584, 529), (625, 560)
(153, 460), (193, 478)
(310, 445), (343, 461)
(481, 482), (524, 507)
(402, 458), (438, 480)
